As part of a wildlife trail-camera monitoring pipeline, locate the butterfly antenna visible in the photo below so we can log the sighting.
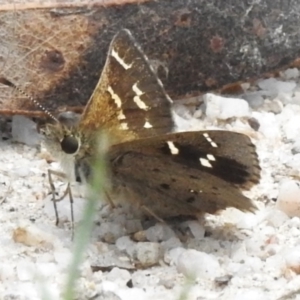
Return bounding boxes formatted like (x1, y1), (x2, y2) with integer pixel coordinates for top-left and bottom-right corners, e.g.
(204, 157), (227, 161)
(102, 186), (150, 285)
(0, 76), (59, 123)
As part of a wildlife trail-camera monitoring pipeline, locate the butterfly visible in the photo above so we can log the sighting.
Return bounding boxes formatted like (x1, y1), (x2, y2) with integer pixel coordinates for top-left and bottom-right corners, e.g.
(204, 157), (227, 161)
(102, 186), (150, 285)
(0, 29), (261, 225)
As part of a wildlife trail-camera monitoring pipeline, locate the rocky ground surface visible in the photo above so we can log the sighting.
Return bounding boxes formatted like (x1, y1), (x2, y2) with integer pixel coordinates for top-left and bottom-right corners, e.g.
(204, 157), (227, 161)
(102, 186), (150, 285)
(2, 69), (300, 299)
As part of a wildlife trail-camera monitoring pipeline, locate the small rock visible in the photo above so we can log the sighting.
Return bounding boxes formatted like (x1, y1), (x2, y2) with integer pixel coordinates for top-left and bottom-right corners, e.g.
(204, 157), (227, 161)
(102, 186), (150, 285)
(258, 78), (296, 94)
(281, 68), (299, 80)
(180, 220), (205, 239)
(243, 92), (264, 109)
(136, 242), (162, 267)
(132, 230), (147, 242)
(164, 247), (186, 265)
(12, 115), (41, 146)
(106, 268), (131, 286)
(161, 237), (182, 251)
(263, 99), (283, 114)
(291, 140), (300, 154)
(253, 111), (281, 140)
(12, 225), (54, 248)
(193, 108), (203, 118)
(276, 180), (300, 217)
(236, 211), (263, 230)
(0, 263), (15, 280)
(36, 262), (58, 277)
(96, 222), (126, 244)
(280, 105), (300, 140)
(16, 261), (35, 281)
(124, 219), (143, 234)
(95, 291), (121, 300)
(265, 209), (289, 227)
(284, 246), (300, 274)
(214, 274), (232, 286)
(145, 223), (175, 242)
(115, 236), (136, 258)
(159, 277), (176, 289)
(53, 247), (72, 268)
(231, 288), (269, 300)
(12, 166), (30, 178)
(176, 249), (222, 279)
(204, 93), (250, 120)
(116, 287), (147, 300)
(291, 90), (300, 105)
(247, 117), (260, 131)
(231, 243), (247, 263)
(284, 153), (300, 172)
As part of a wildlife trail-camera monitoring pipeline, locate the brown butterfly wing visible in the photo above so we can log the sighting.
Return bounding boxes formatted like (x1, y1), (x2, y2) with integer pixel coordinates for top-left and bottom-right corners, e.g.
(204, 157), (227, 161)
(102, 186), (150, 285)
(79, 29), (174, 143)
(108, 130), (260, 217)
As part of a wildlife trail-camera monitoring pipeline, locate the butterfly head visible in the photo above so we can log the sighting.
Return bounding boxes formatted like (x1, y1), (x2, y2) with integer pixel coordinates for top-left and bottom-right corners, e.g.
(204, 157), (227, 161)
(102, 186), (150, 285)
(41, 111), (83, 157)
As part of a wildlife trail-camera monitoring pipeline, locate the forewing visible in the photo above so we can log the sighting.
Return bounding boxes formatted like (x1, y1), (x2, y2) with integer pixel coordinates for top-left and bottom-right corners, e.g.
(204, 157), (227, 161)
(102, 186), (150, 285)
(79, 29), (174, 141)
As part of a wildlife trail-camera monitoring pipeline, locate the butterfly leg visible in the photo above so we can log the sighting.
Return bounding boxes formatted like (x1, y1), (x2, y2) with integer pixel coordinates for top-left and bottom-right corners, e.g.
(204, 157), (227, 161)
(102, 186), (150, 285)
(104, 190), (116, 209)
(140, 205), (165, 224)
(47, 169), (74, 236)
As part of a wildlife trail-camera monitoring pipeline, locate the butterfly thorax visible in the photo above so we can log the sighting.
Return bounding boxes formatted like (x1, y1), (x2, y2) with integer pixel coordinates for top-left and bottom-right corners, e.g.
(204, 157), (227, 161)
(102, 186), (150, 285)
(41, 113), (131, 182)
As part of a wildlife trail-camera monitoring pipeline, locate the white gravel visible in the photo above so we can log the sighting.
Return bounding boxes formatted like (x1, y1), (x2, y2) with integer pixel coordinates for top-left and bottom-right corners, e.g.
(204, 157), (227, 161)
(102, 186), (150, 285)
(2, 68), (300, 299)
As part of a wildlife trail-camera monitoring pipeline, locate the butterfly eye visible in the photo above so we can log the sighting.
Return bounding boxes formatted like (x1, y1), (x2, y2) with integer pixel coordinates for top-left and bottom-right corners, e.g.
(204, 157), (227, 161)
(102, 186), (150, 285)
(61, 135), (79, 154)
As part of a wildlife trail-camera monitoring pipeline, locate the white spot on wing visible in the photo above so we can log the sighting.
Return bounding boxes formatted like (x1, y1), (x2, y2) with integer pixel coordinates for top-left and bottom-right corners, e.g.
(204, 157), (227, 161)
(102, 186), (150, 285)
(120, 123), (129, 130)
(167, 141), (179, 155)
(207, 154), (215, 161)
(203, 133), (218, 148)
(107, 86), (122, 108)
(132, 83), (149, 110)
(144, 121), (153, 128)
(111, 49), (133, 70)
(117, 111), (126, 120)
(199, 158), (213, 168)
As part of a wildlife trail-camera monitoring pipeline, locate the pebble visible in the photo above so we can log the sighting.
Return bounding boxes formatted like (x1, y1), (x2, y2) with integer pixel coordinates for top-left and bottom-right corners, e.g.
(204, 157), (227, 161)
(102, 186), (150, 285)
(106, 268), (131, 286)
(136, 242), (162, 267)
(11, 115), (41, 146)
(281, 68), (300, 80)
(145, 223), (175, 242)
(97, 222), (126, 243)
(257, 78), (297, 94)
(291, 140), (300, 154)
(243, 91), (264, 108)
(253, 111), (281, 140)
(115, 236), (136, 258)
(164, 247), (186, 265)
(12, 224), (55, 248)
(231, 289), (269, 300)
(16, 261), (35, 281)
(284, 246), (300, 274)
(161, 237), (182, 251)
(265, 209), (289, 227)
(280, 105), (300, 140)
(263, 99), (283, 114)
(276, 180), (300, 217)
(176, 249), (222, 279)
(116, 287), (147, 300)
(181, 220), (205, 239)
(204, 93), (250, 120)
